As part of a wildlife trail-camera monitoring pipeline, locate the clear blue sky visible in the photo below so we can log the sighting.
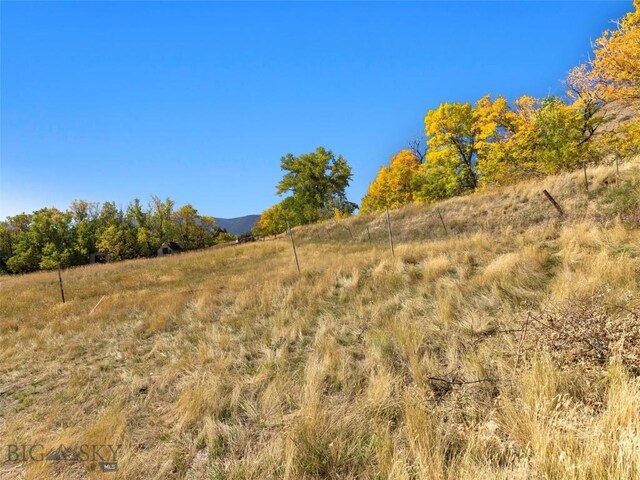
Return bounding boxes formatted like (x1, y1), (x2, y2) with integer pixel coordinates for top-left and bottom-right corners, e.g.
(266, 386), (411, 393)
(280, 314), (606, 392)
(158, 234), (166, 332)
(0, 1), (633, 219)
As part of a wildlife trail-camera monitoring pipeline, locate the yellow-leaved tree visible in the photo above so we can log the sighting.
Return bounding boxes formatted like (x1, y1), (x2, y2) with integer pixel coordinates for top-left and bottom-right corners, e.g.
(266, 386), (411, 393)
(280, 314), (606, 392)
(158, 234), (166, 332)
(590, 0), (640, 102)
(360, 150), (423, 213)
(253, 203), (287, 238)
(591, 0), (640, 158)
(603, 118), (640, 161)
(418, 95), (509, 200)
(564, 1), (639, 163)
(481, 95), (542, 184)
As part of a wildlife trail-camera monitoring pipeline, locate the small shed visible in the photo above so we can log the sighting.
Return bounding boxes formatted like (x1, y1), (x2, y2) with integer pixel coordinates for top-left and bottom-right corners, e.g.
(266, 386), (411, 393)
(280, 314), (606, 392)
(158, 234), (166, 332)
(157, 242), (184, 257)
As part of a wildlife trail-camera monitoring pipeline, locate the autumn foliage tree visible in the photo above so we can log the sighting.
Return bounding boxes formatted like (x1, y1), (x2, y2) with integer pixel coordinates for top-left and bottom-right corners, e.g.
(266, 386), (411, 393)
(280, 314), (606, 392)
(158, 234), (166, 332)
(358, 2), (638, 210)
(174, 204), (220, 250)
(417, 95), (509, 199)
(252, 203), (287, 238)
(360, 149), (423, 213)
(586, 0), (640, 156)
(589, 0), (640, 102)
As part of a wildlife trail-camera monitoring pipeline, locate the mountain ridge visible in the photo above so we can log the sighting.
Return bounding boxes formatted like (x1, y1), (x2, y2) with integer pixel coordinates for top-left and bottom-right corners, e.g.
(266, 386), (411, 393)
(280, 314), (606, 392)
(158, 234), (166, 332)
(214, 214), (260, 235)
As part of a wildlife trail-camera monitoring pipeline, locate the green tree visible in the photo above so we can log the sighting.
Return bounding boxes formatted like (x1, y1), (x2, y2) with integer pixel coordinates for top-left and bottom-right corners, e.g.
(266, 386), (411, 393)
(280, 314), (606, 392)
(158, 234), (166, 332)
(95, 202), (138, 261)
(96, 224), (131, 261)
(276, 147), (356, 224)
(0, 222), (13, 273)
(174, 204), (201, 250)
(199, 215), (224, 247)
(173, 204), (220, 250)
(533, 97), (584, 174)
(96, 201), (121, 230)
(214, 231), (236, 244)
(69, 200), (99, 263)
(7, 208), (74, 272)
(0, 214), (31, 273)
(149, 196), (176, 248)
(126, 198), (153, 257)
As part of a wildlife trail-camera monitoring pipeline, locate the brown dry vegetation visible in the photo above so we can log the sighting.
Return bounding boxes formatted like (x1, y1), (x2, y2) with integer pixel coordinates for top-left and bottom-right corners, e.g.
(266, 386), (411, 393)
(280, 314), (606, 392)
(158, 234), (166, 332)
(1, 159), (640, 479)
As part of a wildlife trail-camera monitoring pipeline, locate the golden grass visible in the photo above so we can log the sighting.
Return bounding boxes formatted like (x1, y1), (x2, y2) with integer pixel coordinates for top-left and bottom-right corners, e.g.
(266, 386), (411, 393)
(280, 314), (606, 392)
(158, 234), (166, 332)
(1, 160), (639, 479)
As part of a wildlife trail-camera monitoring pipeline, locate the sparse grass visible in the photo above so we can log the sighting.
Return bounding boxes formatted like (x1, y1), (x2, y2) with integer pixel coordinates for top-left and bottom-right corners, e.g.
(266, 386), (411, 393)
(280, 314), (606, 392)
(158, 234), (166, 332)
(604, 168), (640, 223)
(1, 159), (639, 479)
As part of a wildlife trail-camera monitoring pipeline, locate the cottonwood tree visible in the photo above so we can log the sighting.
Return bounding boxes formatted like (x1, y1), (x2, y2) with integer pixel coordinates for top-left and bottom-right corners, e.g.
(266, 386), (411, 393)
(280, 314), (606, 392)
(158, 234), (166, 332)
(0, 214), (31, 273)
(96, 224), (131, 261)
(94, 202), (130, 260)
(69, 200), (99, 263)
(149, 196), (176, 248)
(126, 198), (153, 257)
(6, 208), (75, 272)
(276, 147), (356, 224)
(487, 96), (594, 181)
(199, 216), (222, 247)
(361, 149), (424, 212)
(253, 203), (288, 238)
(589, 0), (640, 102)
(174, 204), (220, 249)
(572, 2), (640, 158)
(421, 95), (509, 198)
(533, 97), (585, 174)
(174, 204), (201, 250)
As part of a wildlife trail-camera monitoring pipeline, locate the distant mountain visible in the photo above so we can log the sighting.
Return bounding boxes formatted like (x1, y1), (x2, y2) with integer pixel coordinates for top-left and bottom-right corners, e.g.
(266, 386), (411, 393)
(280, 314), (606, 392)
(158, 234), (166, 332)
(214, 215), (260, 235)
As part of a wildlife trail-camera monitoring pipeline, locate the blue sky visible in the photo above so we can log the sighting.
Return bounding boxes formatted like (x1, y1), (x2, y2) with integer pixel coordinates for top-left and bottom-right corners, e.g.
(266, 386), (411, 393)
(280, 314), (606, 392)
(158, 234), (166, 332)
(0, 1), (633, 219)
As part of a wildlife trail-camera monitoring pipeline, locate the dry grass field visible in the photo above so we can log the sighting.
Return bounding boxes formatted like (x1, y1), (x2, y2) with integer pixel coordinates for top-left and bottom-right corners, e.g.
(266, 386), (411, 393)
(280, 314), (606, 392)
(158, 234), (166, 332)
(1, 159), (640, 479)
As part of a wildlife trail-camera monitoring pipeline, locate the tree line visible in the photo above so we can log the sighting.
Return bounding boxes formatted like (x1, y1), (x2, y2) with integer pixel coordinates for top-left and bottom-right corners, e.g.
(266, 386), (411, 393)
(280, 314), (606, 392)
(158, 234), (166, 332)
(360, 2), (640, 211)
(0, 197), (235, 274)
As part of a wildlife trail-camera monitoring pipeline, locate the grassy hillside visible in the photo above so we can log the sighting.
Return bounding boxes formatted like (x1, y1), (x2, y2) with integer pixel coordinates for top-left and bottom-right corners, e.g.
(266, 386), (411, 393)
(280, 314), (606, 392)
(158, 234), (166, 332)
(1, 159), (639, 479)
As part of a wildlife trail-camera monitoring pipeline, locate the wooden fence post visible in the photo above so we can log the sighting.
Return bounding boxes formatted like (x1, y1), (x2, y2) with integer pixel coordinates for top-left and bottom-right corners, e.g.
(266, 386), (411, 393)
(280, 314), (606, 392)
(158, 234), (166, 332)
(345, 225), (353, 239)
(542, 189), (564, 216)
(366, 226), (371, 242)
(57, 263), (66, 304)
(436, 209), (448, 236)
(385, 207), (395, 257)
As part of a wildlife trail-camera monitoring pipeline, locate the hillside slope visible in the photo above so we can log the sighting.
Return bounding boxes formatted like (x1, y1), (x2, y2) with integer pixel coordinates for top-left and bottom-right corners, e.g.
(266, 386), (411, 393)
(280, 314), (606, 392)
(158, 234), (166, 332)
(297, 157), (639, 245)
(599, 99), (640, 134)
(0, 159), (639, 479)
